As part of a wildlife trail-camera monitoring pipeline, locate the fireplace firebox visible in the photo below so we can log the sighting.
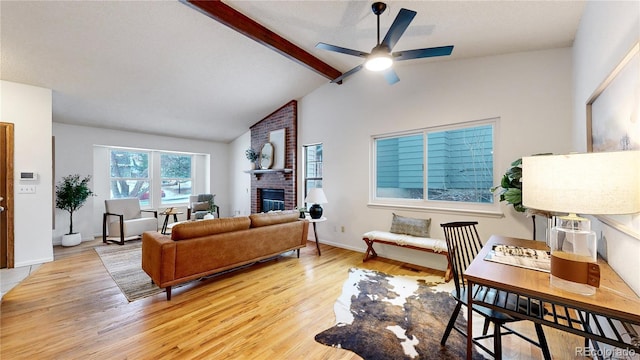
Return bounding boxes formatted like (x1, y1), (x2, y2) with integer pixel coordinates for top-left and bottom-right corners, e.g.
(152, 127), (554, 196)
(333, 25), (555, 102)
(260, 189), (285, 212)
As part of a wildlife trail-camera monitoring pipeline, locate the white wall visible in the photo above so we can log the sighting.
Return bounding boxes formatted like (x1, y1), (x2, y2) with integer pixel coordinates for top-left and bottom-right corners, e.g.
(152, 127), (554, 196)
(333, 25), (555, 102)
(0, 81), (54, 266)
(572, 1), (640, 294)
(52, 123), (229, 244)
(297, 48), (573, 271)
(229, 131), (252, 217)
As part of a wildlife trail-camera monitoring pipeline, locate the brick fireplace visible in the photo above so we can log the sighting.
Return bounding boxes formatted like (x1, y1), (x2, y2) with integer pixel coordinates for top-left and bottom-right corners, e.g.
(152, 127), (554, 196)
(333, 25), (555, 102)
(250, 100), (297, 213)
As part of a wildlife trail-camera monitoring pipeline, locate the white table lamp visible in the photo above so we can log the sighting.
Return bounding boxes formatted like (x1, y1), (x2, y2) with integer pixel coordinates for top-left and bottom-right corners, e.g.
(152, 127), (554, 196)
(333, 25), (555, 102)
(522, 151), (640, 295)
(305, 188), (328, 219)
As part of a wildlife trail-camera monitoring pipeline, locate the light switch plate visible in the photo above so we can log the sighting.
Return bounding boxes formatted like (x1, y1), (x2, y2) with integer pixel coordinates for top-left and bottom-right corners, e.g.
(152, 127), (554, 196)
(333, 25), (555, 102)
(18, 185), (36, 194)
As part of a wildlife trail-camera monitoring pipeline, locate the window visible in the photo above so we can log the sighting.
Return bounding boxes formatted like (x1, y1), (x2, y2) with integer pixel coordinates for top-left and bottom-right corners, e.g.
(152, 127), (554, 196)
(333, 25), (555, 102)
(303, 144), (323, 199)
(160, 154), (192, 205)
(376, 134), (423, 199)
(110, 150), (151, 206)
(373, 120), (495, 208)
(109, 149), (194, 208)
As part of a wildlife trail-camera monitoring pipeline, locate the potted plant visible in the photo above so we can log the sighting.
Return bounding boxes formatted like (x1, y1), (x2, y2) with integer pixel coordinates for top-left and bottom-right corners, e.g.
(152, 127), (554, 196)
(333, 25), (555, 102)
(490, 158), (525, 213)
(295, 206), (307, 219)
(55, 174), (94, 246)
(491, 156), (552, 239)
(204, 197), (218, 219)
(245, 148), (259, 169)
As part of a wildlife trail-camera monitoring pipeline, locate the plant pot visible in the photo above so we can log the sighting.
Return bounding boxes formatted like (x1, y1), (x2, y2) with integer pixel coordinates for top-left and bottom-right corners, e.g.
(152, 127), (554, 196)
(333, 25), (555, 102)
(62, 233), (82, 247)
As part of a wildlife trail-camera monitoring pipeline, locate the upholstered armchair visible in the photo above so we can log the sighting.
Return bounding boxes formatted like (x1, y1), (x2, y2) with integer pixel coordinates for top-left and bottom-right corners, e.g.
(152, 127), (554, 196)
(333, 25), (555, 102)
(187, 194), (218, 220)
(103, 198), (158, 245)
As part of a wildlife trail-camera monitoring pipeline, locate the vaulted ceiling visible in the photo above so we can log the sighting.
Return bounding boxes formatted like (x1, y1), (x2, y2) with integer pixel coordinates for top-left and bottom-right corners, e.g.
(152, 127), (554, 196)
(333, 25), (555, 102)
(1, 1), (585, 142)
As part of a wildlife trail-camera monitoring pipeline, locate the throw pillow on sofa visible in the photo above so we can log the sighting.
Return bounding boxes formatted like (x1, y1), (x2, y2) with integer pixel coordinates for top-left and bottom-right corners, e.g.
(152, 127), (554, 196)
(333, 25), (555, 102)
(192, 201), (210, 211)
(389, 213), (431, 238)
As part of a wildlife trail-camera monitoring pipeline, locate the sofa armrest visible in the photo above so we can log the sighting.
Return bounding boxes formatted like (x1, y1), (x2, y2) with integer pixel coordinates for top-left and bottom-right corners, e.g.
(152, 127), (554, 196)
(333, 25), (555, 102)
(142, 231), (176, 287)
(103, 212), (124, 243)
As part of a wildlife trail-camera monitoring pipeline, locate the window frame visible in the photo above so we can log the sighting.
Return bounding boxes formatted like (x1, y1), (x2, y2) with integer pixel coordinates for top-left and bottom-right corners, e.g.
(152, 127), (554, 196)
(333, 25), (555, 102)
(302, 143), (323, 203)
(107, 147), (196, 209)
(109, 149), (152, 207)
(159, 152), (194, 206)
(369, 118), (501, 216)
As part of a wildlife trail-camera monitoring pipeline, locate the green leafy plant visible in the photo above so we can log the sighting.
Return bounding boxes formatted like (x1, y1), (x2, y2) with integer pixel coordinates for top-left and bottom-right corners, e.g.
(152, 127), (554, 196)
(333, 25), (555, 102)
(245, 148), (259, 162)
(491, 158), (525, 212)
(295, 206), (307, 219)
(55, 174), (94, 234)
(208, 197), (218, 214)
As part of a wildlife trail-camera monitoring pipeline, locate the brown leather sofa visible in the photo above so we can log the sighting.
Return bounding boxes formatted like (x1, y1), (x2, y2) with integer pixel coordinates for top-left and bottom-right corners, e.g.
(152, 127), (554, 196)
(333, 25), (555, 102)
(142, 210), (309, 300)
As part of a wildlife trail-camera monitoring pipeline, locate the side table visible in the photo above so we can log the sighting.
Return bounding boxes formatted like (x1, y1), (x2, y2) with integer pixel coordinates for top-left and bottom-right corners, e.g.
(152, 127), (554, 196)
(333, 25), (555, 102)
(160, 210), (184, 235)
(307, 216), (327, 256)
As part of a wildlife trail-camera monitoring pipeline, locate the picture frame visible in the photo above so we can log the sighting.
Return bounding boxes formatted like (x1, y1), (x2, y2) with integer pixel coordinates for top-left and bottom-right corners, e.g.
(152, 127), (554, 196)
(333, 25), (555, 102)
(269, 128), (285, 169)
(585, 42), (640, 240)
(586, 42), (639, 152)
(260, 142), (274, 170)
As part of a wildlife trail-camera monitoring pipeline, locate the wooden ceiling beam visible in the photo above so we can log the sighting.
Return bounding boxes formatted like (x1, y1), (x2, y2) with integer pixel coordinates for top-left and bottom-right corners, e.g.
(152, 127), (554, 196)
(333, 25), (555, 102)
(182, 0), (343, 83)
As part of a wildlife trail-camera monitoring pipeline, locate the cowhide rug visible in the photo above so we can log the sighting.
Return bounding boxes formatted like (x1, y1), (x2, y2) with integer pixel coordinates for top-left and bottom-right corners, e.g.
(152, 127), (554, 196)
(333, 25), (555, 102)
(315, 268), (488, 360)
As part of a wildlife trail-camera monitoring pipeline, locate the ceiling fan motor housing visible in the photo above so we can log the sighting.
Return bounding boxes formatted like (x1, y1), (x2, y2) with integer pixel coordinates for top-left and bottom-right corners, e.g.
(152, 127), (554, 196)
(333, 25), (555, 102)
(372, 2), (387, 16)
(316, 2), (454, 84)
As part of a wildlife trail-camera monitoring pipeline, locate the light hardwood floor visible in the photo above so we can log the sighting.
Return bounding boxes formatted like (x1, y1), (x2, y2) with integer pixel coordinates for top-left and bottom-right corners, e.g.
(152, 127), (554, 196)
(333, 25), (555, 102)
(1, 240), (585, 359)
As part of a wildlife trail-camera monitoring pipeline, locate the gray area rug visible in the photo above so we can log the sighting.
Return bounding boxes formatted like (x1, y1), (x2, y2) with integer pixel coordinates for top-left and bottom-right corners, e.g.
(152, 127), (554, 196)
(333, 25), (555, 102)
(315, 268), (489, 360)
(94, 241), (162, 302)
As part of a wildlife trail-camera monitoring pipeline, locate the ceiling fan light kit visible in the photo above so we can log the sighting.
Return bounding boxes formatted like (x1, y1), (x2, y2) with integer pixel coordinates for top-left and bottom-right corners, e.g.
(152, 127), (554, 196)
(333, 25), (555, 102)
(316, 1), (454, 84)
(365, 47), (393, 71)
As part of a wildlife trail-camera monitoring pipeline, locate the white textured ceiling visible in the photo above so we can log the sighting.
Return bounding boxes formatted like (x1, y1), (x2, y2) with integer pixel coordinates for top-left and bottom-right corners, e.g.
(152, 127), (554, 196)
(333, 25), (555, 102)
(1, 1), (585, 142)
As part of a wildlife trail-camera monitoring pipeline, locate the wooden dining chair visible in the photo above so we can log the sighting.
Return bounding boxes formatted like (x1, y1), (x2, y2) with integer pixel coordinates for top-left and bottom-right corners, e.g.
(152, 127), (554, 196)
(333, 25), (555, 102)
(439, 221), (551, 360)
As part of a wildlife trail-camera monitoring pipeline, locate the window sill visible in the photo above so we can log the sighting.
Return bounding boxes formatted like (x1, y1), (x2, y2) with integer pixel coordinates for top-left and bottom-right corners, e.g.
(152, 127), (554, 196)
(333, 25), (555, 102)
(367, 202), (504, 218)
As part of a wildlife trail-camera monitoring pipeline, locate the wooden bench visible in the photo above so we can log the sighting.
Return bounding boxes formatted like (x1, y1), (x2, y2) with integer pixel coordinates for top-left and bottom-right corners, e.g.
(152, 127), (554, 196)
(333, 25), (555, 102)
(362, 230), (452, 282)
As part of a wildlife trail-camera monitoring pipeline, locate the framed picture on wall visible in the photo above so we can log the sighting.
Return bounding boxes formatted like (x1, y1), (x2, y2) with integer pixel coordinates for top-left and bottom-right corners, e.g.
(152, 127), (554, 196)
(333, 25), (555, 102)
(586, 42), (639, 153)
(585, 42), (640, 240)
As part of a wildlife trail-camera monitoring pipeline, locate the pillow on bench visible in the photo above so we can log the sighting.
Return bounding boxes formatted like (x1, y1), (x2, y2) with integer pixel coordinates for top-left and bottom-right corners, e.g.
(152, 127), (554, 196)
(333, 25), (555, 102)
(389, 213), (431, 238)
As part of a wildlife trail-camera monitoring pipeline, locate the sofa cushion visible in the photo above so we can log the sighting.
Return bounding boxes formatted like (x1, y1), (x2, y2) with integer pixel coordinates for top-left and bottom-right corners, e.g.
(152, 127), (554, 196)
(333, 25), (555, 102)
(389, 213), (431, 238)
(171, 217), (251, 240)
(249, 210), (299, 228)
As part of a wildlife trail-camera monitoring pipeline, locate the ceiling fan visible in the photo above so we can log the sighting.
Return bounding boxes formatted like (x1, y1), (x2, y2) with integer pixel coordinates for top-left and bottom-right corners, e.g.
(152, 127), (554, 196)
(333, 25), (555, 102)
(316, 2), (454, 85)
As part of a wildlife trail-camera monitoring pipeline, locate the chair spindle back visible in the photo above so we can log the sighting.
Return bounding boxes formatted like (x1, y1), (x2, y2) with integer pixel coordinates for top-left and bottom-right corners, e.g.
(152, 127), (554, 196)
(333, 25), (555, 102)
(440, 221), (483, 296)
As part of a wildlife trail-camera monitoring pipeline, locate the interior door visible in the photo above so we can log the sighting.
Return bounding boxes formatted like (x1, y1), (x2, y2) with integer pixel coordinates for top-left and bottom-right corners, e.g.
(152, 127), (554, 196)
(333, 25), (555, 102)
(1, 122), (15, 268)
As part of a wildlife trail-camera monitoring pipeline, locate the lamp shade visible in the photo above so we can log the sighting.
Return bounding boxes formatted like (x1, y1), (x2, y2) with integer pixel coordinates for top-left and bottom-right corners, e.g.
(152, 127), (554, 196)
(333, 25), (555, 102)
(305, 188), (328, 204)
(522, 151), (640, 215)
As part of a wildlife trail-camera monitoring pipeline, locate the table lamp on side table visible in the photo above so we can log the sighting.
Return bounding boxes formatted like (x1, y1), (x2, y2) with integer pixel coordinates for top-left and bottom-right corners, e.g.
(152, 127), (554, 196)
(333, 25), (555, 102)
(522, 151), (640, 295)
(305, 188), (328, 219)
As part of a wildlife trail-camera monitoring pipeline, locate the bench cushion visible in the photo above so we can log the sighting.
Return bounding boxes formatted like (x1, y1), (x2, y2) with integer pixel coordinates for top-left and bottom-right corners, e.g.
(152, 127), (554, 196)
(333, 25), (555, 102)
(363, 230), (447, 253)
